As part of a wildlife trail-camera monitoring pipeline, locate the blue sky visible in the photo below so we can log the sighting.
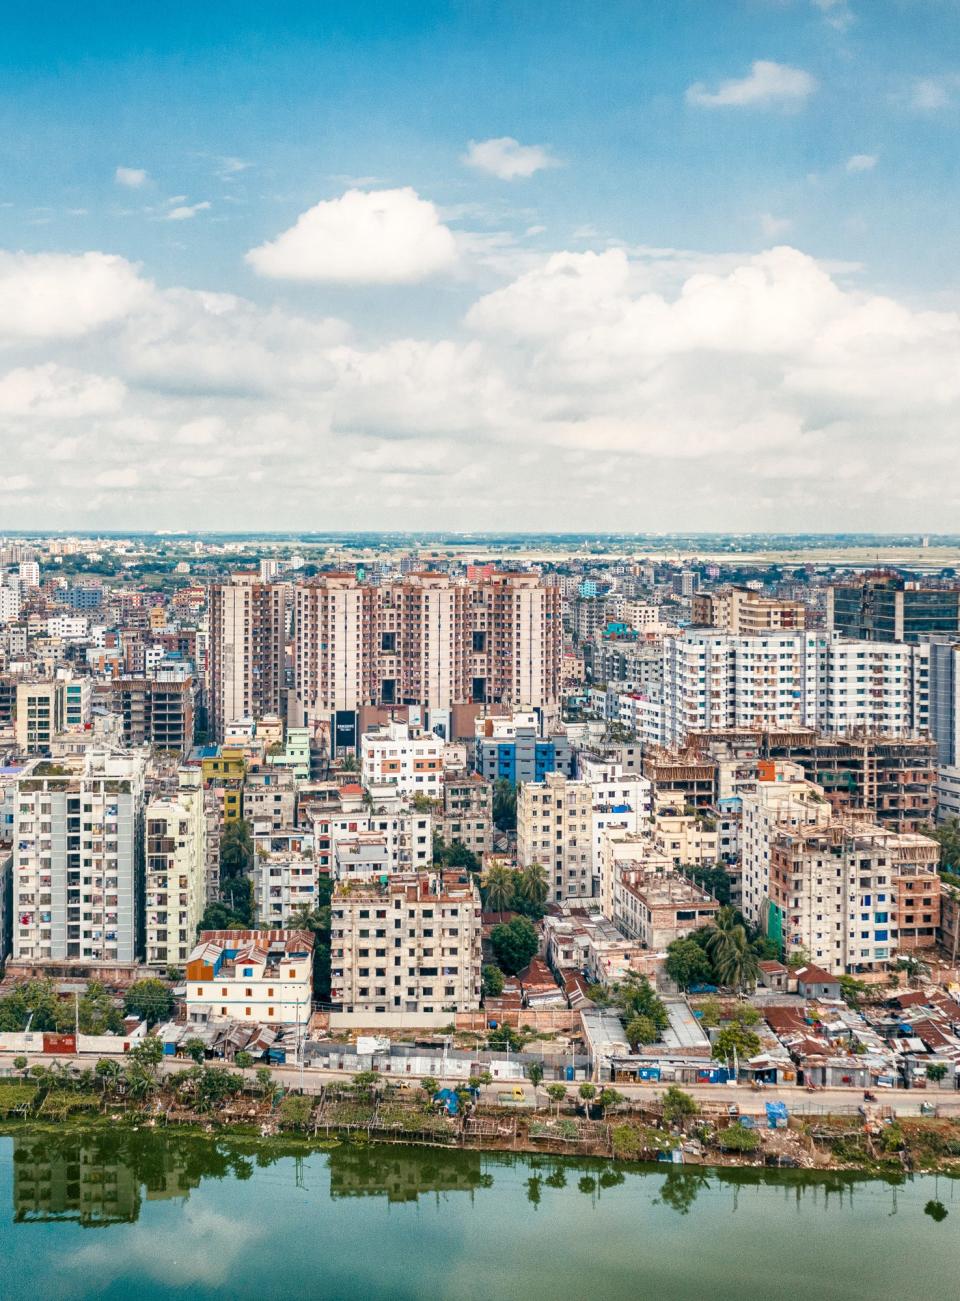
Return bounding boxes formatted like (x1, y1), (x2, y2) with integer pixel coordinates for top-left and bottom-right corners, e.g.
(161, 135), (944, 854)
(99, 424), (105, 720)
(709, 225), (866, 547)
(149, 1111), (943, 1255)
(0, 1), (959, 529)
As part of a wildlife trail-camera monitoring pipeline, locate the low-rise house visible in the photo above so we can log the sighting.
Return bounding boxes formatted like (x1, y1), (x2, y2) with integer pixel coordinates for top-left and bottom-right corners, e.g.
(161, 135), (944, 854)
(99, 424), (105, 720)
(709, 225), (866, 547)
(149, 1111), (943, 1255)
(185, 928), (313, 1028)
(794, 964), (842, 1001)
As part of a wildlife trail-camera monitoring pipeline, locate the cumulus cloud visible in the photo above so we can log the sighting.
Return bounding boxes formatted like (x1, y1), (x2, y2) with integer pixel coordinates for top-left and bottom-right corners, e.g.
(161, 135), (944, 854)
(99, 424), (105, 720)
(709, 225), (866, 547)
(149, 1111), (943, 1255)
(0, 364), (124, 417)
(687, 61), (816, 109)
(4, 229), (960, 530)
(0, 250), (150, 339)
(246, 187), (457, 283)
(463, 137), (560, 180)
(846, 153), (877, 173)
(115, 166), (148, 188)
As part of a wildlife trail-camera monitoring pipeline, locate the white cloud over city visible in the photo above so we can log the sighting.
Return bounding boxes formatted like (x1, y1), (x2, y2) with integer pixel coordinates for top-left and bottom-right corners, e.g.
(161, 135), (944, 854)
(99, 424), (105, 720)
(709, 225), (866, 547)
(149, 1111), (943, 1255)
(2, 184), (960, 530)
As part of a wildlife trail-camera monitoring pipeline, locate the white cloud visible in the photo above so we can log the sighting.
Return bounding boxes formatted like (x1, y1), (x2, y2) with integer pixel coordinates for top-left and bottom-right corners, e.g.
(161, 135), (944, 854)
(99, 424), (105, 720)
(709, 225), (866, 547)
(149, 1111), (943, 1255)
(0, 250), (150, 339)
(0, 474), (31, 491)
(0, 364), (124, 417)
(166, 201), (212, 221)
(846, 153), (877, 173)
(4, 228), (960, 530)
(910, 77), (954, 110)
(463, 137), (560, 180)
(686, 61), (817, 109)
(759, 212), (793, 237)
(115, 166), (148, 188)
(813, 0), (854, 32)
(246, 187), (457, 284)
(95, 466), (140, 488)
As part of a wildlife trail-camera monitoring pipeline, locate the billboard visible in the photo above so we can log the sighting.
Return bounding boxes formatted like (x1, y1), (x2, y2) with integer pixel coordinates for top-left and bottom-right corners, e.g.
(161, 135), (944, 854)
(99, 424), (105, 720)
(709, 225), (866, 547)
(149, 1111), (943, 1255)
(333, 710), (357, 753)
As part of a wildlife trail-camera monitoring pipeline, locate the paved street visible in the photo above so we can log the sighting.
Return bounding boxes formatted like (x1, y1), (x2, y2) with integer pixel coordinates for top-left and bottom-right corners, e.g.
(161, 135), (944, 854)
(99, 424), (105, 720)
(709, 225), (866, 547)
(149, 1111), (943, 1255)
(2, 1050), (957, 1118)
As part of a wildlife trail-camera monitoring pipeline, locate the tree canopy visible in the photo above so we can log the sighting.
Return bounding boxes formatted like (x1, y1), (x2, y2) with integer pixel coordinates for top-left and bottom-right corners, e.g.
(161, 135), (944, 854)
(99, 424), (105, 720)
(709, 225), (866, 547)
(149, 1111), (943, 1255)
(490, 916), (539, 975)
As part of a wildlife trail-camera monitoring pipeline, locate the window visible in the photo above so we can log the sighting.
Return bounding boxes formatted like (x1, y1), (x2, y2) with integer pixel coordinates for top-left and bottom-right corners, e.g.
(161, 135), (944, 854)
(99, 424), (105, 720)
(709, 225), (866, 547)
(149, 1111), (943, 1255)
(245, 987), (252, 997)
(268, 987), (274, 997)
(289, 969), (296, 979)
(245, 1007), (251, 1016)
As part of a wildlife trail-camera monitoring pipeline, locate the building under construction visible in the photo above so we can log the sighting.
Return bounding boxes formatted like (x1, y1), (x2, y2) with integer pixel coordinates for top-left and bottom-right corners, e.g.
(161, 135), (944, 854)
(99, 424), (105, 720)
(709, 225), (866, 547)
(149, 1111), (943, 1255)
(688, 726), (937, 833)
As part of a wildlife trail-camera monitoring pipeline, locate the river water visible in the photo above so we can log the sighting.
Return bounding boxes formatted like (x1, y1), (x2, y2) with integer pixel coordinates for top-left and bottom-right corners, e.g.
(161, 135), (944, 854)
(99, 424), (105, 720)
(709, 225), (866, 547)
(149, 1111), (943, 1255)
(0, 1129), (957, 1300)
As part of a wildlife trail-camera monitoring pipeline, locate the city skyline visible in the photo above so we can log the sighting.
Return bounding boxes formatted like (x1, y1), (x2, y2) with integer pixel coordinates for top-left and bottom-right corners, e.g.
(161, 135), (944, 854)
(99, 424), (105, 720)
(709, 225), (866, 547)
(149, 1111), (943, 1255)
(2, 2), (959, 530)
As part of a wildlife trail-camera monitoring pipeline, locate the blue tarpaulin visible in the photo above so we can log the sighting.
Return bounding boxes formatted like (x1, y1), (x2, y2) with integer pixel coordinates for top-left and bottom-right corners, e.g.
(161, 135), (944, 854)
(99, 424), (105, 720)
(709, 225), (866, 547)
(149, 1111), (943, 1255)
(765, 1101), (789, 1129)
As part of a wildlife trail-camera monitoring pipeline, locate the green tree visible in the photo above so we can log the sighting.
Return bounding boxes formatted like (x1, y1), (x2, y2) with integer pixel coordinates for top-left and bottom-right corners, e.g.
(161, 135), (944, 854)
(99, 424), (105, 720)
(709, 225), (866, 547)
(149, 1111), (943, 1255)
(130, 1036), (164, 1070)
(712, 1023), (761, 1064)
(617, 973), (668, 1031)
(493, 779), (517, 832)
(527, 1061), (544, 1104)
(482, 964), (505, 998)
(234, 1051), (254, 1071)
(661, 1086), (698, 1128)
(288, 886), (333, 1001)
(705, 908), (759, 991)
(578, 1082), (597, 1105)
(124, 978), (174, 1026)
(664, 938), (715, 990)
(546, 1082), (568, 1114)
(516, 862), (549, 914)
(219, 818), (253, 880)
(255, 1066), (273, 1097)
(786, 947), (811, 970)
(927, 1062), (948, 1084)
(598, 1087), (624, 1115)
(483, 863), (515, 916)
(716, 1124), (759, 1153)
(625, 1015), (658, 1049)
(421, 1076), (438, 1098)
(838, 974), (868, 1010)
(490, 916), (539, 975)
(184, 1038), (207, 1064)
(924, 816), (960, 871)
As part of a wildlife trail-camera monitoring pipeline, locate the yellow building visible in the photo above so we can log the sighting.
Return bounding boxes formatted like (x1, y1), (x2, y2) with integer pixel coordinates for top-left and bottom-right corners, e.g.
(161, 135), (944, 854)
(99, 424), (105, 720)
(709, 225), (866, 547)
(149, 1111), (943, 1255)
(201, 747), (246, 821)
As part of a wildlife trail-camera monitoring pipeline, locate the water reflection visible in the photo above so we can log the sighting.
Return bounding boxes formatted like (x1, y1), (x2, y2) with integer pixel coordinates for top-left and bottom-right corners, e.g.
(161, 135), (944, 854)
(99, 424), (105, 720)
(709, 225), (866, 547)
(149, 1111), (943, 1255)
(4, 1128), (954, 1233)
(328, 1144), (491, 1203)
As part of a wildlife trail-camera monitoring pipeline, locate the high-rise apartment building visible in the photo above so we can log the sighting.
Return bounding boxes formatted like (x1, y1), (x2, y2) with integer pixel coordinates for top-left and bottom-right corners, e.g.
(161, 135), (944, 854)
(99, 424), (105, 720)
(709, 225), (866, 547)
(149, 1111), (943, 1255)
(15, 681), (65, 754)
(144, 768), (207, 968)
(208, 576), (286, 740)
(109, 676), (195, 754)
(828, 574), (960, 643)
(767, 822), (940, 972)
(692, 586), (808, 634)
(292, 572), (561, 725)
(13, 748), (146, 964)
(330, 870), (481, 1015)
(517, 771), (594, 902)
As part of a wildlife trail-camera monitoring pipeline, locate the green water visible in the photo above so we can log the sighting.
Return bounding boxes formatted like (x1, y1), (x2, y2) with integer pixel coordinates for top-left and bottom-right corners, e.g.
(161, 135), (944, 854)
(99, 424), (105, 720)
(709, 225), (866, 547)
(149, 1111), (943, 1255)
(0, 1129), (957, 1300)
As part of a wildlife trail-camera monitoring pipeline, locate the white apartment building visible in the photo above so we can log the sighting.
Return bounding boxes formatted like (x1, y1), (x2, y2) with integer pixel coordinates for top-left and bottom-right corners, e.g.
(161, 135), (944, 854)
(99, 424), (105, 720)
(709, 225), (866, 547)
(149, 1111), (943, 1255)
(768, 822), (940, 972)
(360, 719), (443, 797)
(739, 765), (833, 929)
(662, 630), (932, 747)
(330, 871), (481, 1016)
(144, 768), (207, 969)
(186, 928), (313, 1027)
(254, 853), (320, 928)
(589, 772), (653, 883)
(13, 747), (146, 964)
(18, 561), (39, 590)
(517, 771), (594, 902)
(311, 804), (432, 878)
(15, 680), (64, 754)
(0, 586), (21, 625)
(45, 616), (89, 641)
(598, 827), (674, 921)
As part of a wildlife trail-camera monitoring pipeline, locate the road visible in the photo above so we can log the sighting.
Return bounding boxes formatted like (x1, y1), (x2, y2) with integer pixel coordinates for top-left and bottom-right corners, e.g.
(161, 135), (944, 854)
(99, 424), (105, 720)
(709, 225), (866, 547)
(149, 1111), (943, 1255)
(1, 1051), (956, 1117)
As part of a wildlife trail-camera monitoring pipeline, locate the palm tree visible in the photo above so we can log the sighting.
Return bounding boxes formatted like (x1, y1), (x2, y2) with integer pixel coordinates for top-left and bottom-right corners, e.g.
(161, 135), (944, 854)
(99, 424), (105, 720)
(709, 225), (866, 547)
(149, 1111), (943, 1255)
(705, 907), (758, 992)
(713, 927), (759, 992)
(517, 861), (548, 911)
(484, 863), (514, 917)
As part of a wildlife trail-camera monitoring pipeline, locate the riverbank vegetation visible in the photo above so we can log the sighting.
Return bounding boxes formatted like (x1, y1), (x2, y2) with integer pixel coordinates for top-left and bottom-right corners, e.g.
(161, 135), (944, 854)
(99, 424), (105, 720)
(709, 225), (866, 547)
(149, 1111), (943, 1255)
(3, 1064), (960, 1176)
